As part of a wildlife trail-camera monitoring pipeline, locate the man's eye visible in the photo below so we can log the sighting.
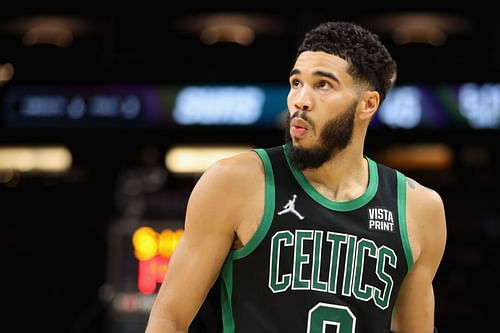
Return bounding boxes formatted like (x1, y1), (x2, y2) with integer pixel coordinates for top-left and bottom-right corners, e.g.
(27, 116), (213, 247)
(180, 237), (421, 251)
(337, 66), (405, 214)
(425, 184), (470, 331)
(319, 81), (330, 89)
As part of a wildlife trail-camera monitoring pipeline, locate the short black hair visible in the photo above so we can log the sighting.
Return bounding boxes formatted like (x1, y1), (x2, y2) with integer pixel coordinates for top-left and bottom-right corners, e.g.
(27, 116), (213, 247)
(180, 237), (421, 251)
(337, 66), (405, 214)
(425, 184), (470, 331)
(297, 21), (397, 102)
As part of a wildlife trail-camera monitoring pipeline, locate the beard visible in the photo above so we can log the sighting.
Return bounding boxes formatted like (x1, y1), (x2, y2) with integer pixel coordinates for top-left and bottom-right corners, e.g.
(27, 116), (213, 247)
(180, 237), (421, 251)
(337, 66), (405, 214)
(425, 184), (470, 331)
(285, 102), (357, 170)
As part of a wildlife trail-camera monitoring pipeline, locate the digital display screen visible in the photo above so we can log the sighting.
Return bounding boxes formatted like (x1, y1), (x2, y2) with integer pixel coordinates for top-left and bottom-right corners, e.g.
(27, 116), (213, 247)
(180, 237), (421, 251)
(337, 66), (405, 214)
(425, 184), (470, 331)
(2, 82), (499, 129)
(106, 220), (184, 315)
(373, 83), (500, 129)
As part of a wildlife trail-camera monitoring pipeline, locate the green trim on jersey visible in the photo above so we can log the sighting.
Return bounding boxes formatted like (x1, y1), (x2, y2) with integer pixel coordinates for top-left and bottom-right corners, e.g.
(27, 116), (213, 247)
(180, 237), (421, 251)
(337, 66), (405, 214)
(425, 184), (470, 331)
(221, 258), (234, 333)
(283, 144), (378, 212)
(396, 171), (414, 271)
(220, 148), (276, 333)
(232, 148), (276, 259)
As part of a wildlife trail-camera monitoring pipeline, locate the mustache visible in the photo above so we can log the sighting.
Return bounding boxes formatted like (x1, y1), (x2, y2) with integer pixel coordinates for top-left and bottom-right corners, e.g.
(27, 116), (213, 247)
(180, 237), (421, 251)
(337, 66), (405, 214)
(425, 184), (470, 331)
(290, 111), (314, 128)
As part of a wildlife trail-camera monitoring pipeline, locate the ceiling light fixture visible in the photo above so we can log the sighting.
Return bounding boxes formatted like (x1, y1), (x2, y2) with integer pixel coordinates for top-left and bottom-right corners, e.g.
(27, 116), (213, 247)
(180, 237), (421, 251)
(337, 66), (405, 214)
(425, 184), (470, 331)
(1, 15), (96, 48)
(0, 63), (15, 84)
(23, 25), (74, 47)
(200, 23), (255, 46)
(358, 12), (473, 46)
(173, 13), (284, 46)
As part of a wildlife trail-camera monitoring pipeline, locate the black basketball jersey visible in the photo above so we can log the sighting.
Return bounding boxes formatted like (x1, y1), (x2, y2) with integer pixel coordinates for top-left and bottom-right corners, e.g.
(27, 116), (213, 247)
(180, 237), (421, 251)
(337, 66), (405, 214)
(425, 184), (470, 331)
(219, 145), (413, 333)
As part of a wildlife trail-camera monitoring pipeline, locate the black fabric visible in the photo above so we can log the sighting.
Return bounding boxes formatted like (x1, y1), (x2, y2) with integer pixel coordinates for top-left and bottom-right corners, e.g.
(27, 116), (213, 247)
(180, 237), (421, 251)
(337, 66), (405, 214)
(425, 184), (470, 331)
(189, 278), (222, 333)
(224, 145), (410, 333)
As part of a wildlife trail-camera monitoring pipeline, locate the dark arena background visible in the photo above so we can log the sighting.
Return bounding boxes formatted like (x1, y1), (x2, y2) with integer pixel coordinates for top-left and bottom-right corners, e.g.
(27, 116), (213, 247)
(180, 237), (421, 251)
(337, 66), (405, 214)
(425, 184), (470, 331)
(1, 3), (499, 332)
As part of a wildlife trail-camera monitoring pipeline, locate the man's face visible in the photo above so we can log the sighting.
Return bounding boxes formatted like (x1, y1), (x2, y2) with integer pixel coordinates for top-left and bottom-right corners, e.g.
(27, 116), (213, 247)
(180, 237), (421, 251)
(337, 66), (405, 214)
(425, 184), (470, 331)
(286, 51), (359, 170)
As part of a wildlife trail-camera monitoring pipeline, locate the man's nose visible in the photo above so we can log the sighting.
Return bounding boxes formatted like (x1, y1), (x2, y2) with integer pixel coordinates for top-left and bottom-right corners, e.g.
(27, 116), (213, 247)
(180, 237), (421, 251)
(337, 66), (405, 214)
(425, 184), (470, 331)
(294, 87), (312, 111)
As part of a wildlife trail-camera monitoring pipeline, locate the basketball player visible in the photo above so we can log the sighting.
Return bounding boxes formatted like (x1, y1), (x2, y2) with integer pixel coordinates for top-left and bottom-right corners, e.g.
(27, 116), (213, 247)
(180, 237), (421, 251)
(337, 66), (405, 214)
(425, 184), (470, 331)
(145, 20), (447, 333)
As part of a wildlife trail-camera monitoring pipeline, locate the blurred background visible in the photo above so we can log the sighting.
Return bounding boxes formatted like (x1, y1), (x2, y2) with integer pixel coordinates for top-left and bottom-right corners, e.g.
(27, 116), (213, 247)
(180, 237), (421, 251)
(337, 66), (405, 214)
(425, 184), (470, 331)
(1, 3), (499, 332)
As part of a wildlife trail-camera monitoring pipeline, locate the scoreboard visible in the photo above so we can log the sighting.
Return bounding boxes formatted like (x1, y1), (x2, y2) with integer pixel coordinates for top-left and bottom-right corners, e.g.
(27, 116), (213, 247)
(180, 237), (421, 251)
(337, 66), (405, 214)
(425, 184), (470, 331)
(104, 219), (184, 333)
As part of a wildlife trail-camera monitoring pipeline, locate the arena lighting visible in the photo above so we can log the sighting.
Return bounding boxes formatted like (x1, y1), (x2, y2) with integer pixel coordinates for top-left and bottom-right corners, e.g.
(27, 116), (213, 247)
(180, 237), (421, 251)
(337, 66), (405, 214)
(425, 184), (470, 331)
(172, 13), (284, 46)
(165, 145), (254, 174)
(358, 13), (473, 46)
(392, 25), (446, 46)
(0, 63), (15, 84)
(0, 146), (72, 172)
(172, 85), (266, 125)
(1, 15), (96, 48)
(375, 143), (453, 170)
(458, 83), (500, 129)
(200, 23), (255, 46)
(23, 25), (73, 48)
(378, 86), (422, 128)
(132, 227), (184, 294)
(132, 226), (158, 261)
(158, 229), (183, 258)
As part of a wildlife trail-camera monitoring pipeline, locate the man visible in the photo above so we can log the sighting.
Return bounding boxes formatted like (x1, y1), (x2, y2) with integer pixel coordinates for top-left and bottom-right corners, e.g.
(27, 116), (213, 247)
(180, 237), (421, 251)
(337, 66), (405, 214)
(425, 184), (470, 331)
(145, 20), (447, 333)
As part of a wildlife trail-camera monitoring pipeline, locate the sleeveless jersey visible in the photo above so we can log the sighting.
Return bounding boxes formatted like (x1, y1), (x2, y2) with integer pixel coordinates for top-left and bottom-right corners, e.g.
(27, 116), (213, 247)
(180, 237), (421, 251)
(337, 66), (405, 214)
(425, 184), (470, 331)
(220, 145), (413, 333)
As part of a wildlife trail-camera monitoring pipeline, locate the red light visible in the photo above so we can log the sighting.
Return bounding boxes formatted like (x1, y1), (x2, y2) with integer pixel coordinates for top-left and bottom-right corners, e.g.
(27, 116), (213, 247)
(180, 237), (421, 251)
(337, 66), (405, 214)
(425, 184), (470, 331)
(138, 259), (157, 295)
(134, 228), (183, 294)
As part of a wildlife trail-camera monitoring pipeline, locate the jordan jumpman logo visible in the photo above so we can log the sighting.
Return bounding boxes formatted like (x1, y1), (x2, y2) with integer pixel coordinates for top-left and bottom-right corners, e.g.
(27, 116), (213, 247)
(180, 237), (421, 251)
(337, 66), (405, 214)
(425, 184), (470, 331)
(277, 194), (304, 220)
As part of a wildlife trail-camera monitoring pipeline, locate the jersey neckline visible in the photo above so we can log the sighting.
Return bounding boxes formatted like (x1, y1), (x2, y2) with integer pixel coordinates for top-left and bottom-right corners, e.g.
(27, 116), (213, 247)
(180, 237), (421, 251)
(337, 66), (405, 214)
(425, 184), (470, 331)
(283, 144), (378, 212)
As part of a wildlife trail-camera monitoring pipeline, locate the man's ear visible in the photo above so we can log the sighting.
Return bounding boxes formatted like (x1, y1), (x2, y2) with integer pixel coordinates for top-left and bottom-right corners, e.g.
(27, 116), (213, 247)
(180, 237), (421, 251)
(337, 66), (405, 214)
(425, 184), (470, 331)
(358, 91), (380, 120)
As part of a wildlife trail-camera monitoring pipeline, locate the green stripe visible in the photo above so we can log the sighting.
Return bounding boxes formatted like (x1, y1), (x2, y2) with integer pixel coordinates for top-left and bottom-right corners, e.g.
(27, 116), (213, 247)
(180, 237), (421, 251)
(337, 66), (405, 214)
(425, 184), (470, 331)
(232, 149), (276, 259)
(221, 260), (234, 333)
(396, 171), (414, 272)
(220, 148), (276, 333)
(283, 144), (378, 212)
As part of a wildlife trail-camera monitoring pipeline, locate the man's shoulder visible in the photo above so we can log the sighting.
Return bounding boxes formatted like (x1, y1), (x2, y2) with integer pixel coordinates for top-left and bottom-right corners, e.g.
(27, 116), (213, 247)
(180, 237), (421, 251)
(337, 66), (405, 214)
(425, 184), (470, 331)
(406, 176), (444, 210)
(368, 157), (444, 205)
(216, 145), (284, 169)
(214, 149), (263, 170)
(201, 149), (265, 185)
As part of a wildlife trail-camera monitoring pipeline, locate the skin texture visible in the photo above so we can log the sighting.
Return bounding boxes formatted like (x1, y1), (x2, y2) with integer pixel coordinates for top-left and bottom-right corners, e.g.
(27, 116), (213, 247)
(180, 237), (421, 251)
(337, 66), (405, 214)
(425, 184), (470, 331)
(145, 51), (447, 333)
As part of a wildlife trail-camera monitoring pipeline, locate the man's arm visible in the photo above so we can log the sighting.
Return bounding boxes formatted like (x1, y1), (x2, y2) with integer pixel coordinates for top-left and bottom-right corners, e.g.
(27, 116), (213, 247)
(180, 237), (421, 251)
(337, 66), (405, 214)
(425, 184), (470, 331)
(145, 152), (263, 333)
(391, 179), (447, 333)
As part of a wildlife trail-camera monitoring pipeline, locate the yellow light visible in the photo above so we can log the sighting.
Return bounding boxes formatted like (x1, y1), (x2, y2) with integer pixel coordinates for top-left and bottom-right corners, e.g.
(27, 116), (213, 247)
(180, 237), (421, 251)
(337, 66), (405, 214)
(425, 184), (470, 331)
(376, 143), (453, 170)
(165, 145), (253, 174)
(158, 229), (184, 258)
(158, 229), (175, 258)
(0, 146), (72, 172)
(132, 227), (158, 261)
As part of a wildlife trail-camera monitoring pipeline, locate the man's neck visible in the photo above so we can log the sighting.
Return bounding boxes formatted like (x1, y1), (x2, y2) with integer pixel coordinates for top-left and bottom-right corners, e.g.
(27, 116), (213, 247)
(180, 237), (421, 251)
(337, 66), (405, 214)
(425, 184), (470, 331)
(302, 146), (368, 202)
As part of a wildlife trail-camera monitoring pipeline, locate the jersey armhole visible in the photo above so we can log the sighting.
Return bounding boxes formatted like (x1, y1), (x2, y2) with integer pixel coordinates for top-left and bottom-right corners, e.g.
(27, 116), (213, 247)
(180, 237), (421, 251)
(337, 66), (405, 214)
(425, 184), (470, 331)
(396, 171), (414, 272)
(230, 148), (276, 260)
